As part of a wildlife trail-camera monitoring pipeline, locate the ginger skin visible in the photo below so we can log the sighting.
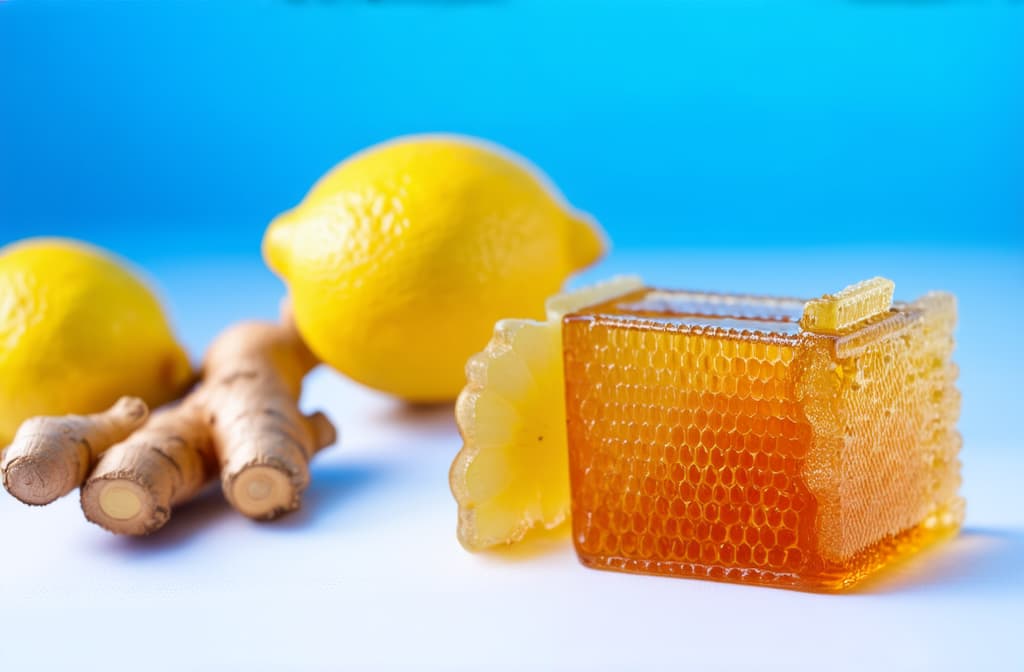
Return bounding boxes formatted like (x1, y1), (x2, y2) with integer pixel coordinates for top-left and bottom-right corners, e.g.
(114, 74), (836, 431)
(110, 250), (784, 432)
(81, 406), (215, 535)
(81, 319), (335, 534)
(3, 317), (335, 536)
(201, 320), (336, 519)
(1, 397), (149, 506)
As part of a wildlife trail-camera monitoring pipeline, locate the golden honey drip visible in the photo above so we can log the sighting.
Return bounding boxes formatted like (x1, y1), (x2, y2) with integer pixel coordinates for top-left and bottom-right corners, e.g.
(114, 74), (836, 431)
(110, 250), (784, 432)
(562, 283), (962, 591)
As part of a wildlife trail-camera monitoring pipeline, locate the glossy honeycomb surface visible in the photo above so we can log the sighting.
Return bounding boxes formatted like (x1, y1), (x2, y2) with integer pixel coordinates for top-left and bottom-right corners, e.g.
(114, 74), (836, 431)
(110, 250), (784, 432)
(562, 286), (962, 591)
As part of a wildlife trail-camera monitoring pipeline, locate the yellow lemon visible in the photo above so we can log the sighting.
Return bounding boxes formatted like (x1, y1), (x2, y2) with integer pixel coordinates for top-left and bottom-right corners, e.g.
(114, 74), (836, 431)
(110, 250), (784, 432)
(263, 134), (606, 402)
(0, 238), (193, 446)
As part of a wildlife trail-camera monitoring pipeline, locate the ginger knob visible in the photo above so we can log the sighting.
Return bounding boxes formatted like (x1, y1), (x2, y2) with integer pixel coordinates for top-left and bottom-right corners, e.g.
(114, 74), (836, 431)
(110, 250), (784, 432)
(2, 397), (149, 505)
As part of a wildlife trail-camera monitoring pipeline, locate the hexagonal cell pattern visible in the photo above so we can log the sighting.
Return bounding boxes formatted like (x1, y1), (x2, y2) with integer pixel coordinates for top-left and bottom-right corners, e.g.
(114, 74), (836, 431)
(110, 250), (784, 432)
(562, 287), (962, 591)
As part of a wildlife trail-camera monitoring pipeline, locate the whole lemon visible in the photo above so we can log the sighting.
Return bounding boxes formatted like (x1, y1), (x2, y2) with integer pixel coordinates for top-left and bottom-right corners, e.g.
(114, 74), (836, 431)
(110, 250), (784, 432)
(0, 238), (193, 445)
(263, 134), (606, 402)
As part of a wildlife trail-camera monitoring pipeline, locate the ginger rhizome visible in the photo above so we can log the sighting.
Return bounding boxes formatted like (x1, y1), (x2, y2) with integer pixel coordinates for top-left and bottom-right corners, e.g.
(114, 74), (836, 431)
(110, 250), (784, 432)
(1, 397), (149, 506)
(3, 319), (336, 535)
(201, 320), (336, 519)
(80, 406), (216, 535)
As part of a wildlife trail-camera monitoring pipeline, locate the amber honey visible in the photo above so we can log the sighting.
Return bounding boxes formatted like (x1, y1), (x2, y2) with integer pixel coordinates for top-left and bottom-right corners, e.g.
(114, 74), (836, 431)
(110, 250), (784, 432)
(562, 284), (962, 591)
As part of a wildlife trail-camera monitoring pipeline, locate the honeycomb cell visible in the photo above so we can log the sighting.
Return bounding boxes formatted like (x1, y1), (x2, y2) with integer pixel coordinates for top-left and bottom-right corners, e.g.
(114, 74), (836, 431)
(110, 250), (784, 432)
(563, 282), (962, 591)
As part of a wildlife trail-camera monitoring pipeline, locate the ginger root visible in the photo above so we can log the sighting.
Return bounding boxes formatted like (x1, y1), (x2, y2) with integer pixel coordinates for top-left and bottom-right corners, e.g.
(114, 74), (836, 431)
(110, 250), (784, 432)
(1, 397), (149, 505)
(201, 320), (336, 519)
(3, 317), (336, 536)
(80, 406), (215, 535)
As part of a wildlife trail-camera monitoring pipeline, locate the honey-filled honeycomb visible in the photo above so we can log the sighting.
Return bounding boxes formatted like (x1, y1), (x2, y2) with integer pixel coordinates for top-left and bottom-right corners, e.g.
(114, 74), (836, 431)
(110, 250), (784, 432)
(562, 283), (962, 591)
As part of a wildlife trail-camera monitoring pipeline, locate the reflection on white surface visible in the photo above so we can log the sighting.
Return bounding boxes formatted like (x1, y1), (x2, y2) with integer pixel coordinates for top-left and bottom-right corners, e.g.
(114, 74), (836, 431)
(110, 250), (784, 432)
(1, 247), (1021, 670)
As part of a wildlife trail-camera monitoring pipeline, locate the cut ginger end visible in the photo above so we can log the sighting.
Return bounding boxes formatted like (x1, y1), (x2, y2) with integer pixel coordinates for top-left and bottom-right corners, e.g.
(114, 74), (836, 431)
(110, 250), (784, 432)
(450, 276), (644, 551)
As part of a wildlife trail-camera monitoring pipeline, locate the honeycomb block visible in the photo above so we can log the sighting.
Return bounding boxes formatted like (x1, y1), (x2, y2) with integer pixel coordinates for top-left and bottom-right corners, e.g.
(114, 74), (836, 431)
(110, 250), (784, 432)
(562, 283), (962, 591)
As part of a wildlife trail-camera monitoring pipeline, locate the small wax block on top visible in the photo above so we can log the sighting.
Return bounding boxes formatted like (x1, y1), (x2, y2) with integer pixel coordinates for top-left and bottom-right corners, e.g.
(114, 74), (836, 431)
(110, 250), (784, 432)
(562, 277), (961, 591)
(799, 276), (895, 335)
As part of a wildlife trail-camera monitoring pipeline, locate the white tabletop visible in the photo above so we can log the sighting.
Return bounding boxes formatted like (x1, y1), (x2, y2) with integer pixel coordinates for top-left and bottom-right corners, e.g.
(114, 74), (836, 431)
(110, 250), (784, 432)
(2, 247), (1021, 670)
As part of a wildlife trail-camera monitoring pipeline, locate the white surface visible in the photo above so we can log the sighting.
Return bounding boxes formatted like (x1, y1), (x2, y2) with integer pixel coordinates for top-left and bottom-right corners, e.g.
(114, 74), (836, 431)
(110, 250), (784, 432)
(2, 248), (1022, 671)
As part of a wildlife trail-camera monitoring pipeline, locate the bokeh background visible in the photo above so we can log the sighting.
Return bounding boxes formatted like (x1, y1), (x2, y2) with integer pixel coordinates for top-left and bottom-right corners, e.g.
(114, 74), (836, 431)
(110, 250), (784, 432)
(2, 0), (1022, 257)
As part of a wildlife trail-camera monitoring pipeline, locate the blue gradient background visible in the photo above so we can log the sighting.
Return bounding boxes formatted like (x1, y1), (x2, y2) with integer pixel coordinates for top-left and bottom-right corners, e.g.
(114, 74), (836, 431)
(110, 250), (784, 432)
(1, 0), (1022, 258)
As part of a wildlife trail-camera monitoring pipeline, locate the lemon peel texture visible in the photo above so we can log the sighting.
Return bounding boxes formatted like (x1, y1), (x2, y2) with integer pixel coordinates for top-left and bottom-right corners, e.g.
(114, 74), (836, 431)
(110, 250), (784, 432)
(262, 134), (607, 402)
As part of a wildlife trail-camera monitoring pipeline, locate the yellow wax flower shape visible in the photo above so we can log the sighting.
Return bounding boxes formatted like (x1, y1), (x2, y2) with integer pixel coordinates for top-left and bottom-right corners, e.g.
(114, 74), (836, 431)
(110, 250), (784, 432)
(450, 277), (644, 550)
